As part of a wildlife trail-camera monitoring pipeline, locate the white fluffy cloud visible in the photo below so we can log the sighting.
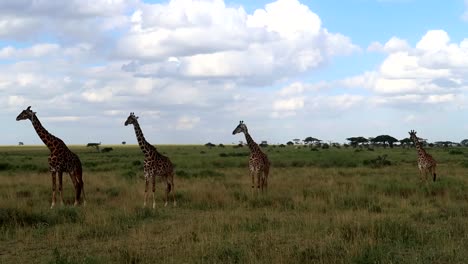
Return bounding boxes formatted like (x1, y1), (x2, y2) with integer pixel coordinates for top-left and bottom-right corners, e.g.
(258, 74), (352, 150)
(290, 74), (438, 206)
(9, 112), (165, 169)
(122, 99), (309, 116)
(175, 116), (201, 130)
(352, 30), (468, 99)
(367, 37), (410, 53)
(116, 0), (358, 84)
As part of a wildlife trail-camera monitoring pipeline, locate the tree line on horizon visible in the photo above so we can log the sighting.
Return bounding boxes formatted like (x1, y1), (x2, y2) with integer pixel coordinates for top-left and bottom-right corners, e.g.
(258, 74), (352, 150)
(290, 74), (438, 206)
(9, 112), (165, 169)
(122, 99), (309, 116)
(205, 137), (468, 149)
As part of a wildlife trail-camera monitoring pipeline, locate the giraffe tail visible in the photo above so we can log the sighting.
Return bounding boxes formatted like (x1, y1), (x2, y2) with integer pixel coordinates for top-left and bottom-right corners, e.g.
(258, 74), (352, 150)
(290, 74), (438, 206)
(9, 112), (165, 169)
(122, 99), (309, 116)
(263, 159), (270, 183)
(433, 173), (437, 182)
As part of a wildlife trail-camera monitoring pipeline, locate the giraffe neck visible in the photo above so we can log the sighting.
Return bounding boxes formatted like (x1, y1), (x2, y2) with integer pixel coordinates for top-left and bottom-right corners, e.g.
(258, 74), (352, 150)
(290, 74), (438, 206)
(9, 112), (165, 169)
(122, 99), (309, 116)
(244, 132), (261, 154)
(132, 122), (155, 155)
(30, 115), (57, 151)
(412, 137), (427, 157)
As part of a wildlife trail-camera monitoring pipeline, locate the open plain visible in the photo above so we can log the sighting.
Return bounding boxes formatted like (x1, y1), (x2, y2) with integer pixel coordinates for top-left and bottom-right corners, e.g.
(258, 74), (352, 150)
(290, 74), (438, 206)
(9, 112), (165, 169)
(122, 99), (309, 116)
(0, 145), (467, 263)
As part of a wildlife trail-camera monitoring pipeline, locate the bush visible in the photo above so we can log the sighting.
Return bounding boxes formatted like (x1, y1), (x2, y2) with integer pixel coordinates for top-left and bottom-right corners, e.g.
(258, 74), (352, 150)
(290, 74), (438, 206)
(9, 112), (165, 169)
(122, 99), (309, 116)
(131, 160), (142, 166)
(0, 162), (12, 171)
(101, 147), (113, 153)
(363, 155), (392, 168)
(219, 152), (249, 158)
(449, 149), (463, 155)
(121, 170), (137, 181)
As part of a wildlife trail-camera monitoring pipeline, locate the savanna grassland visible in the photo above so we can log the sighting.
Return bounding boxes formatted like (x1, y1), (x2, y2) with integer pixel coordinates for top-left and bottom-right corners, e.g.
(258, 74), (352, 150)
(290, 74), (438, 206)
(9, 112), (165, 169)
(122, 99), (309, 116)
(1, 145), (468, 264)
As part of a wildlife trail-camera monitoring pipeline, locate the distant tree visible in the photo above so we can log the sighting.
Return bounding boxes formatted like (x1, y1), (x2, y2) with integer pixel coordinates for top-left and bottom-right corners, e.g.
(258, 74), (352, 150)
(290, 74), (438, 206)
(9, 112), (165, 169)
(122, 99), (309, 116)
(372, 135), (398, 148)
(304, 137), (320, 144)
(101, 147), (113, 153)
(259, 142), (268, 147)
(218, 144), (225, 148)
(121, 141), (126, 145)
(286, 141), (294, 146)
(87, 142), (101, 152)
(461, 139), (468, 146)
(279, 144), (286, 148)
(205, 142), (216, 148)
(18, 142), (24, 146)
(434, 141), (457, 148)
(346, 137), (368, 148)
(400, 138), (412, 148)
(321, 143), (330, 149)
(293, 138), (301, 145)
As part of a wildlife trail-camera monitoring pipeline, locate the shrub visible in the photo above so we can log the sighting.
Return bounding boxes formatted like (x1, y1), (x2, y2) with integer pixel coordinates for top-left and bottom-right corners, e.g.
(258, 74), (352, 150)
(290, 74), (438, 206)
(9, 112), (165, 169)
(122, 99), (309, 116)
(176, 170), (190, 178)
(131, 160), (142, 166)
(363, 155), (392, 168)
(0, 162), (12, 171)
(449, 149), (463, 155)
(101, 147), (113, 153)
(121, 170), (137, 181)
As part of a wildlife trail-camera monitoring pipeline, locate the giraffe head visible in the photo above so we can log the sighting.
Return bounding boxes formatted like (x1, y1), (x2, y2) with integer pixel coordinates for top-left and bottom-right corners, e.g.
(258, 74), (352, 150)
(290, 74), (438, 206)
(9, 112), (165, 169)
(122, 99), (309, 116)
(124, 112), (139, 126)
(408, 130), (418, 141)
(232, 120), (248, 135)
(16, 106), (36, 121)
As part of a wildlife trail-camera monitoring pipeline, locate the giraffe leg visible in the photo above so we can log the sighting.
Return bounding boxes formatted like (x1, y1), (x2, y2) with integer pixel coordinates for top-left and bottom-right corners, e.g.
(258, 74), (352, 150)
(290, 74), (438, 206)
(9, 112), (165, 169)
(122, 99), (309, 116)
(58, 171), (64, 206)
(80, 178), (86, 206)
(260, 174), (265, 193)
(432, 167), (437, 182)
(51, 172), (57, 209)
(68, 172), (79, 206)
(164, 177), (170, 207)
(256, 171), (261, 195)
(143, 178), (149, 207)
(152, 176), (156, 209)
(74, 166), (85, 206)
(250, 170), (255, 196)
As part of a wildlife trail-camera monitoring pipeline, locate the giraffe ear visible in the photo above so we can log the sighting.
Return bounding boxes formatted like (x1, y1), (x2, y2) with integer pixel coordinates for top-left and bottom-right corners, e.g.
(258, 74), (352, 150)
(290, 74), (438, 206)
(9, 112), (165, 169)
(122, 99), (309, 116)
(136, 116), (139, 119)
(33, 111), (36, 115)
(26, 106), (31, 110)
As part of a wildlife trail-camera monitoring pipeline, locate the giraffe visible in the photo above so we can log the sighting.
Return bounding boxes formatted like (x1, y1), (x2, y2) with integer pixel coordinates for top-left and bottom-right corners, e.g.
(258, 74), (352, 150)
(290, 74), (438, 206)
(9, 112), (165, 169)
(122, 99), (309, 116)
(408, 130), (437, 182)
(16, 106), (86, 208)
(232, 121), (270, 194)
(124, 112), (176, 208)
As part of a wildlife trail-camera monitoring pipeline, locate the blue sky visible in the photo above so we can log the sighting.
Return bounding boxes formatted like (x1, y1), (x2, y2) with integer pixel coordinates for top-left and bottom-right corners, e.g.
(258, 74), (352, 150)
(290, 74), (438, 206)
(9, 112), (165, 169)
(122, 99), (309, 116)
(1, 0), (467, 145)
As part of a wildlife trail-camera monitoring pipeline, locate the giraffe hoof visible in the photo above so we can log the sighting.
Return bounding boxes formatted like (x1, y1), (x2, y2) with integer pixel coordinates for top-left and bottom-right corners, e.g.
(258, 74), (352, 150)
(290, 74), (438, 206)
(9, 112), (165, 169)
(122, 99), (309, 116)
(152, 203), (156, 209)
(173, 201), (177, 207)
(50, 203), (55, 209)
(164, 202), (168, 207)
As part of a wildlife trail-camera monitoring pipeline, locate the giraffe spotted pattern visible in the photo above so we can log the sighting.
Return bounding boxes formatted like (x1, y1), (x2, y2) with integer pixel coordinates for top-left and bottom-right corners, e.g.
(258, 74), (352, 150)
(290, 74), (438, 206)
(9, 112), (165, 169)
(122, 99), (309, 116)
(233, 121), (270, 194)
(125, 112), (176, 208)
(409, 130), (437, 182)
(16, 106), (86, 208)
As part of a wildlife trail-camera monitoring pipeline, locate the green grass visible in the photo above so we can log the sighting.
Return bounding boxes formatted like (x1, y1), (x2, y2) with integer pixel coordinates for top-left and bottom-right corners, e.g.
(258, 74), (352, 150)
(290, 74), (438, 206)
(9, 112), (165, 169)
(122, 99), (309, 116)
(0, 145), (467, 263)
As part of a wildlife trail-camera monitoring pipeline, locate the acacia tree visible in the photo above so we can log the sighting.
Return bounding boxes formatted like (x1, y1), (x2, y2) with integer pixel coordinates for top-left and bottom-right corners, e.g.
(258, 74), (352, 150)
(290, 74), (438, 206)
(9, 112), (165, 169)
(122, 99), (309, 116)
(372, 135), (398, 148)
(304, 136), (320, 144)
(400, 138), (412, 148)
(461, 139), (468, 146)
(346, 137), (368, 148)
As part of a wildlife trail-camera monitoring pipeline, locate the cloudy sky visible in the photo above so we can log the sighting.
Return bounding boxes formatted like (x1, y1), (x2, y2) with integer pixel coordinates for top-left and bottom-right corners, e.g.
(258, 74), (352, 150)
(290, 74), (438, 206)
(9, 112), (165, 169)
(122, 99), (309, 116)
(2, 0), (468, 145)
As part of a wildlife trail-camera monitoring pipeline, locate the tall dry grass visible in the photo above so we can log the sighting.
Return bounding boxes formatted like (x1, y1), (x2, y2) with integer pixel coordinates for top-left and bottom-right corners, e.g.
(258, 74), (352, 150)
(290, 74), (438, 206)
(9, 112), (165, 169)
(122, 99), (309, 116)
(0, 145), (467, 263)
